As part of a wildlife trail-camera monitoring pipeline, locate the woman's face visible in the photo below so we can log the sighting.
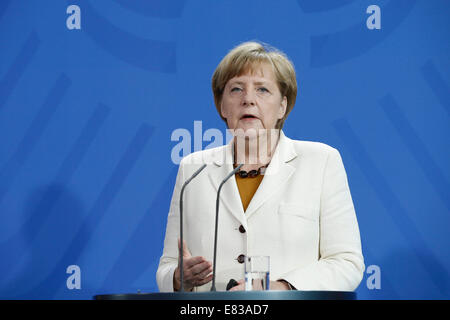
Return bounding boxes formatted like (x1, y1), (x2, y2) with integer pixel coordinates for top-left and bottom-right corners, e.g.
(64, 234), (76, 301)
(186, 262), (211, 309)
(220, 63), (287, 136)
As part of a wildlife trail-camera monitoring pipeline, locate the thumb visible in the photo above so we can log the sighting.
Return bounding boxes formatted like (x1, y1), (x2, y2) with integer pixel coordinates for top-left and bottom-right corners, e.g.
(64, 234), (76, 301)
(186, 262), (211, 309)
(178, 238), (192, 258)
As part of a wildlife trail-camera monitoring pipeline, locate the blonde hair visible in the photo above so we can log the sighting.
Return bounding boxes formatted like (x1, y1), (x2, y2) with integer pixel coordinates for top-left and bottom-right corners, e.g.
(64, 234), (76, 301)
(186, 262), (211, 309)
(212, 41), (297, 129)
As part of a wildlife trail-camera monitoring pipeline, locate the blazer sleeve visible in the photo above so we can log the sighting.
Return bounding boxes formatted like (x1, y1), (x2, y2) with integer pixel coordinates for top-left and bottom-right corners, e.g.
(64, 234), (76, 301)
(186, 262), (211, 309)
(280, 147), (365, 291)
(156, 161), (185, 292)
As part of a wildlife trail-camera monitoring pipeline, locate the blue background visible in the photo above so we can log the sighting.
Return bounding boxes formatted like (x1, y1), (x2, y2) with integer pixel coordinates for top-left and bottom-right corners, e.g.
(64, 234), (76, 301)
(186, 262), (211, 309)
(0, 0), (449, 299)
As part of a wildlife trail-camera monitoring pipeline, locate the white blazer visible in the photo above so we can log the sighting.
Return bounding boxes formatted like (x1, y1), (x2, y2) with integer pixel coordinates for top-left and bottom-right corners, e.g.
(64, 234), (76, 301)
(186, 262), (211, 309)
(156, 131), (365, 292)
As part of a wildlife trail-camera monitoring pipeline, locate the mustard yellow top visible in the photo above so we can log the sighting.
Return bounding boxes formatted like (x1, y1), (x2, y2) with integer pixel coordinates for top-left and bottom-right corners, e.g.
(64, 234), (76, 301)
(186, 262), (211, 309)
(235, 174), (264, 212)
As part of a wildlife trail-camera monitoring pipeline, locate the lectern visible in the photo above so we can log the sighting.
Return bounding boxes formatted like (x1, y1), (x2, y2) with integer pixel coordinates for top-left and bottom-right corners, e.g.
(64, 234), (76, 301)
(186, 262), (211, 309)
(94, 291), (356, 300)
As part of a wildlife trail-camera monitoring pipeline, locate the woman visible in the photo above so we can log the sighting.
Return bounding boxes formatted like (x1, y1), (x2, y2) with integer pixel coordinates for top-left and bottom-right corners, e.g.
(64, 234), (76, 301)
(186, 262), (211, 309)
(157, 41), (364, 292)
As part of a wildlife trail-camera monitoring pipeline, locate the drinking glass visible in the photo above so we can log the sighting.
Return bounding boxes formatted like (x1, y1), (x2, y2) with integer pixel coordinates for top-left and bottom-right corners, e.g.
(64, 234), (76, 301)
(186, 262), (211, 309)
(244, 256), (270, 291)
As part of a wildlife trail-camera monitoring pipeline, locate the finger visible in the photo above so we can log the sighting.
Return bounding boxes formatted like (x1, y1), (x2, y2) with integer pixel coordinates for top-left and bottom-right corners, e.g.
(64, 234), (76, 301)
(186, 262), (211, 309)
(191, 264), (213, 280)
(185, 265), (211, 282)
(229, 279), (245, 291)
(229, 283), (245, 292)
(178, 238), (192, 258)
(197, 265), (213, 279)
(184, 256), (207, 269)
(194, 274), (213, 287)
(182, 239), (191, 258)
(188, 261), (212, 276)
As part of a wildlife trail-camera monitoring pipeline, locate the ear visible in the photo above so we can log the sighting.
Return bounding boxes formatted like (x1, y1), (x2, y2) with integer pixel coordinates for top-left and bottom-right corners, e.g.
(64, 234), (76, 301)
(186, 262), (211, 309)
(278, 96), (287, 119)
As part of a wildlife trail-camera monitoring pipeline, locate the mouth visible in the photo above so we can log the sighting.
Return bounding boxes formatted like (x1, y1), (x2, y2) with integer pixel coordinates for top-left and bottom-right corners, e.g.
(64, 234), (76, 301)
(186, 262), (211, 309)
(240, 114), (259, 121)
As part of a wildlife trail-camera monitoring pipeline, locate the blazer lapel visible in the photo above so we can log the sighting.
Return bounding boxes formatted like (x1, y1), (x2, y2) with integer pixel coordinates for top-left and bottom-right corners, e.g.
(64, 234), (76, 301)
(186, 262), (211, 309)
(206, 130), (298, 224)
(207, 143), (246, 227)
(244, 131), (298, 219)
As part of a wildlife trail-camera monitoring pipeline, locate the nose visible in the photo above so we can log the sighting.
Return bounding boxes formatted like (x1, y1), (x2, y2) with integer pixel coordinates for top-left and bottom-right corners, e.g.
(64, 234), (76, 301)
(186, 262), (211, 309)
(242, 89), (256, 106)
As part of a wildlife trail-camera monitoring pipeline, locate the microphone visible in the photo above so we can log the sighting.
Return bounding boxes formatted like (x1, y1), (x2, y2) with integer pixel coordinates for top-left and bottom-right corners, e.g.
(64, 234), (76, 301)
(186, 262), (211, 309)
(179, 163), (207, 292)
(210, 163), (244, 291)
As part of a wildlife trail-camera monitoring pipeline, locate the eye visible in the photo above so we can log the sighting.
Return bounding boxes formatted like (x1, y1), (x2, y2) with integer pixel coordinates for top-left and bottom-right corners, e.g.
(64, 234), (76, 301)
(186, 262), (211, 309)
(257, 87), (269, 93)
(231, 87), (242, 92)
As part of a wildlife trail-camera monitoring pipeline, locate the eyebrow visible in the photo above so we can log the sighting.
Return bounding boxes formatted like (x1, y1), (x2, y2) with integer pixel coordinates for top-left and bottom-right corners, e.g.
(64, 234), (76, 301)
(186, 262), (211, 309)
(229, 80), (271, 86)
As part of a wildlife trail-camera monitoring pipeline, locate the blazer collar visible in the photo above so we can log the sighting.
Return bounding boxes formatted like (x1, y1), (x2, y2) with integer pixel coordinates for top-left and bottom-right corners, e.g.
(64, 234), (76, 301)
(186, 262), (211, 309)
(207, 130), (299, 224)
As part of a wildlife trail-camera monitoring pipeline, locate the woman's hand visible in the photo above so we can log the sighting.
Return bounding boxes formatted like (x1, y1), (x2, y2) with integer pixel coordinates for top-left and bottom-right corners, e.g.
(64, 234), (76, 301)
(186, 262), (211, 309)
(269, 280), (291, 290)
(228, 279), (245, 291)
(173, 239), (213, 291)
(228, 279), (291, 291)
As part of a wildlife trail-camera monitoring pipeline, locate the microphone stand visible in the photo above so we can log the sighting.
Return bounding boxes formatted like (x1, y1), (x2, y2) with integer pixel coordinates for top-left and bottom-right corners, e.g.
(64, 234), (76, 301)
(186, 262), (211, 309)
(179, 163), (207, 292)
(210, 163), (243, 291)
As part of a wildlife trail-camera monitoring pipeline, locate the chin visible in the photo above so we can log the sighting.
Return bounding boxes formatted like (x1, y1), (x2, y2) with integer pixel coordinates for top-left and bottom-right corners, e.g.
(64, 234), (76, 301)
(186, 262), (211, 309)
(232, 126), (261, 138)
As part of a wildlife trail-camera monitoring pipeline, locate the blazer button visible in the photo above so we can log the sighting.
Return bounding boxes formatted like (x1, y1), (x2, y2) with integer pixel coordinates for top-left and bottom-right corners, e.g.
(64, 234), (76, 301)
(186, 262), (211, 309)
(237, 254), (245, 264)
(239, 225), (246, 233)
